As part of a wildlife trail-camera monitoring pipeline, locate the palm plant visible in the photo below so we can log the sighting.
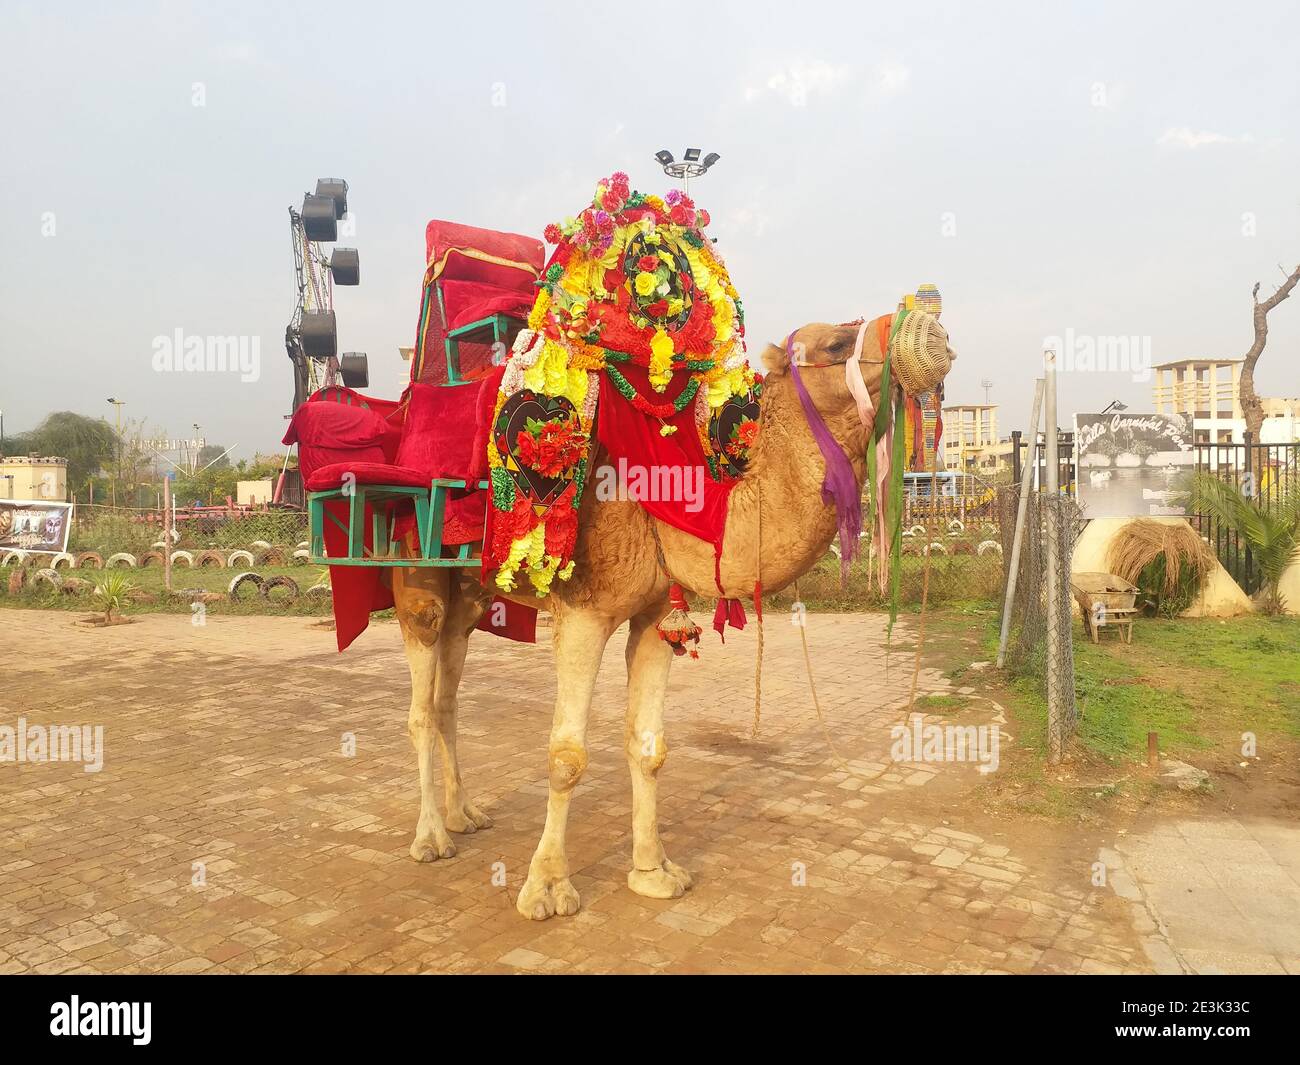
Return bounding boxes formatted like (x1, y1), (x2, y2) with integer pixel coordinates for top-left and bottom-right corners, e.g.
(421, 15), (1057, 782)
(91, 571), (135, 623)
(1189, 472), (1300, 614)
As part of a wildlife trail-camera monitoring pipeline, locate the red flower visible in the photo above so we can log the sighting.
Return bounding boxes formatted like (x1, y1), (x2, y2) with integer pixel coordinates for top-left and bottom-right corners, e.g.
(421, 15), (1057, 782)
(637, 255), (660, 272)
(543, 223), (562, 244)
(726, 419), (759, 457)
(488, 494), (537, 565)
(645, 300), (668, 318)
(537, 421), (587, 477)
(515, 430), (539, 469)
(544, 482), (579, 558)
(516, 420), (587, 478)
(697, 208), (710, 228)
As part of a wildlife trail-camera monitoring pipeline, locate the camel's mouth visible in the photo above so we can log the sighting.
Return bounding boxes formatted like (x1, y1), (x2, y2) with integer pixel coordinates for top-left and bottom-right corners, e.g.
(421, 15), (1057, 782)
(892, 310), (956, 397)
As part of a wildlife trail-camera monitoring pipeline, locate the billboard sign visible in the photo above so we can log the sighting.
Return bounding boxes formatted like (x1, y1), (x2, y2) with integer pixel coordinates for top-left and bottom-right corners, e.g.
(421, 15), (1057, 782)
(0, 500), (74, 554)
(1074, 413), (1195, 517)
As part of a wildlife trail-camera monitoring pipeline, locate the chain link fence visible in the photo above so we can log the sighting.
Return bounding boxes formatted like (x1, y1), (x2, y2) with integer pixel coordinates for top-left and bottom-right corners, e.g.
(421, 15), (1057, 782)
(69, 505), (309, 556)
(998, 486), (1083, 757)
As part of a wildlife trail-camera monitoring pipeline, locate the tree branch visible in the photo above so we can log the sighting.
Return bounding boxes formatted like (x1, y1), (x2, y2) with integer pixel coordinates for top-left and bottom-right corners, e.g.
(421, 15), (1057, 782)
(1259, 262), (1300, 312)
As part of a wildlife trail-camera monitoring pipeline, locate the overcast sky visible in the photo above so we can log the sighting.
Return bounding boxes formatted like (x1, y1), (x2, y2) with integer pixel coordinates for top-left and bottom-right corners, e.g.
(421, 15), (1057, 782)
(2, 0), (1298, 460)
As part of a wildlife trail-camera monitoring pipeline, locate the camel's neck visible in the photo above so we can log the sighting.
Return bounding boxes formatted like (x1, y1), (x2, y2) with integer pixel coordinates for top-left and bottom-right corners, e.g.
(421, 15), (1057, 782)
(657, 368), (878, 597)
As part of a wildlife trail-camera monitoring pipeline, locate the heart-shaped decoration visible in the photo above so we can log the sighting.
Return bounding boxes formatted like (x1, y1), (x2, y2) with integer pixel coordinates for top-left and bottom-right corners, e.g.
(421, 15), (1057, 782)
(493, 389), (581, 510)
(708, 386), (762, 479)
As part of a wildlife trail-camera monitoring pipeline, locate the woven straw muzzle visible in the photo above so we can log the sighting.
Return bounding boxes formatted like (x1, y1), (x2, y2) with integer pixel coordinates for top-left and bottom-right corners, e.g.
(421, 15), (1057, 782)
(890, 310), (955, 396)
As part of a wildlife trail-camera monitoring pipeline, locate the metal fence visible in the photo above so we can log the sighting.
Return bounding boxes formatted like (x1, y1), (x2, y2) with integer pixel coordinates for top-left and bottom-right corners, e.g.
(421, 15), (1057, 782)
(1191, 440), (1300, 595)
(998, 486), (1082, 754)
(69, 504), (309, 555)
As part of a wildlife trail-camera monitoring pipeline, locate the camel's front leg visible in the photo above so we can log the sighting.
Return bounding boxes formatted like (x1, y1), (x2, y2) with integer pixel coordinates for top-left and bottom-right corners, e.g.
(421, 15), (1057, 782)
(395, 567), (457, 862)
(435, 577), (493, 834)
(623, 610), (693, 899)
(516, 608), (614, 920)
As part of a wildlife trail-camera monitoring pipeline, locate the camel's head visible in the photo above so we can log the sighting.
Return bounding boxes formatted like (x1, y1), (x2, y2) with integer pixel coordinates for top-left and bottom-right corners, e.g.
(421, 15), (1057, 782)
(761, 311), (957, 420)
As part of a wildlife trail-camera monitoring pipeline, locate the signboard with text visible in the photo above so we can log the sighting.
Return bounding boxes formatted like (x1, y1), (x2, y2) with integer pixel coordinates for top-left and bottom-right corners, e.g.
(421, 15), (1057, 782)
(1074, 413), (1195, 517)
(0, 500), (74, 554)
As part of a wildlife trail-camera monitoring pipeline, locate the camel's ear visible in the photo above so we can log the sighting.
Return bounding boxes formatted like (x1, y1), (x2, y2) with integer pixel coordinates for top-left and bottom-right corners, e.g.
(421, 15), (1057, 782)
(761, 341), (789, 376)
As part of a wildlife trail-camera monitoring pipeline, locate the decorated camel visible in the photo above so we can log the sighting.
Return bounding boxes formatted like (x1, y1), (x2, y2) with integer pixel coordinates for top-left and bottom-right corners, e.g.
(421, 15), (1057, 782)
(301, 174), (954, 920)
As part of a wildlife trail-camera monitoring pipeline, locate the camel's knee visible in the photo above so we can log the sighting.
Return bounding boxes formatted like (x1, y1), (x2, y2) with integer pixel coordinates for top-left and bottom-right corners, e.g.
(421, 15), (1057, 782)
(626, 730), (667, 778)
(548, 740), (588, 793)
(408, 712), (435, 749)
(398, 596), (446, 648)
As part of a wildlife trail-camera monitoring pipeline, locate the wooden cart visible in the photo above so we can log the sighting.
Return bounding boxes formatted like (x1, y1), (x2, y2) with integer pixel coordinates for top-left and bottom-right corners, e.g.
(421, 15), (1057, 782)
(1071, 572), (1138, 644)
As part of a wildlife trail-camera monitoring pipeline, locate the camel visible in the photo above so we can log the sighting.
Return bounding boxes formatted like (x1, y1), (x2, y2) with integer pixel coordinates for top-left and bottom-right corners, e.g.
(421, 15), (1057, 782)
(388, 317), (955, 920)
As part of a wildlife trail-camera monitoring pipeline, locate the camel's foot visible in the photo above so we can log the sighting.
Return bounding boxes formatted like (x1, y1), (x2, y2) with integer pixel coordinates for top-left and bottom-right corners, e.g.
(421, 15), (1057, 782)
(516, 872), (581, 921)
(444, 799), (493, 835)
(409, 829), (457, 863)
(627, 859), (693, 900)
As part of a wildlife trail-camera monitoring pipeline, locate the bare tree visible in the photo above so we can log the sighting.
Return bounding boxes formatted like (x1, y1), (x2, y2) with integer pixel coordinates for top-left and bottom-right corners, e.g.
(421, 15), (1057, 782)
(1239, 262), (1300, 439)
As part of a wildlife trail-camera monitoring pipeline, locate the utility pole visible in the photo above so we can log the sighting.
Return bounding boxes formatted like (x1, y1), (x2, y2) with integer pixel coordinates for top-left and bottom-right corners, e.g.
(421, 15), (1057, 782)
(1043, 351), (1064, 763)
(106, 397), (125, 507)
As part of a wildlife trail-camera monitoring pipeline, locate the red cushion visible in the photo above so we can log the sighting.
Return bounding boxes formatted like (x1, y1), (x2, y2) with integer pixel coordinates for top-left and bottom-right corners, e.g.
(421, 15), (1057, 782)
(442, 279), (534, 332)
(283, 402), (392, 486)
(395, 382), (481, 480)
(424, 221), (544, 285)
(305, 461), (431, 492)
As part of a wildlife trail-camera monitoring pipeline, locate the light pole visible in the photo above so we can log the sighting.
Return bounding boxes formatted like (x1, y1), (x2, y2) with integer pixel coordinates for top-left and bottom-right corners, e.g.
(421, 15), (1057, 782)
(106, 397), (125, 507)
(654, 148), (720, 196)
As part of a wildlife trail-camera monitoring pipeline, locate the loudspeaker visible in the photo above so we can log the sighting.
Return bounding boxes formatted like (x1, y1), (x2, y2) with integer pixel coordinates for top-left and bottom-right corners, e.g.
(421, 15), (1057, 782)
(315, 178), (348, 219)
(330, 248), (360, 285)
(301, 194), (337, 241)
(300, 311), (337, 358)
(339, 352), (369, 388)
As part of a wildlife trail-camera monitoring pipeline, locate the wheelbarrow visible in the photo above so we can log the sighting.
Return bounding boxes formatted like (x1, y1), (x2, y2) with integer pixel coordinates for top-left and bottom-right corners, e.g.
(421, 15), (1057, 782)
(1071, 572), (1138, 644)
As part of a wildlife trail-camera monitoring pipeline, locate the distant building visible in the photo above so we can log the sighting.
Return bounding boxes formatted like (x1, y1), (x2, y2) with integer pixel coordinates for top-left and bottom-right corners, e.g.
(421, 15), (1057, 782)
(941, 404), (1013, 473)
(1151, 358), (1299, 444)
(0, 456), (68, 501)
(236, 480), (275, 506)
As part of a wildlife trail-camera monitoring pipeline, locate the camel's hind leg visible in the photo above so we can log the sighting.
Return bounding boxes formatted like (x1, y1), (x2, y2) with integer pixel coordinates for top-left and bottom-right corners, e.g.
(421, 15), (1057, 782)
(435, 575), (493, 834)
(395, 566), (457, 862)
(623, 607), (692, 899)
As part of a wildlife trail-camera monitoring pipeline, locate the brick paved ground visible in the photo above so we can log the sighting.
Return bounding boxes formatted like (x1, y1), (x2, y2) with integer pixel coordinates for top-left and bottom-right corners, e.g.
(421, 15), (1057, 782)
(1, 607), (1151, 973)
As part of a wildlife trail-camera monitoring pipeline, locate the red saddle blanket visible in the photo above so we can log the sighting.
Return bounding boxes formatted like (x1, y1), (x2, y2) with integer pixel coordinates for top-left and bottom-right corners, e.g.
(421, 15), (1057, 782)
(291, 369), (535, 652)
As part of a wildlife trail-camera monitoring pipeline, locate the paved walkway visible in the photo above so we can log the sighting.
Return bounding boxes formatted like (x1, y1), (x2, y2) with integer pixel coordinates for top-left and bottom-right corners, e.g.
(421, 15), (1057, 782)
(2, 608), (1148, 973)
(1103, 819), (1300, 975)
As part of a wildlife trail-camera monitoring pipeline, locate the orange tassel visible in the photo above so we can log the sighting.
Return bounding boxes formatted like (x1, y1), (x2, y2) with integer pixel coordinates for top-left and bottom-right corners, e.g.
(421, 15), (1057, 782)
(658, 582), (701, 658)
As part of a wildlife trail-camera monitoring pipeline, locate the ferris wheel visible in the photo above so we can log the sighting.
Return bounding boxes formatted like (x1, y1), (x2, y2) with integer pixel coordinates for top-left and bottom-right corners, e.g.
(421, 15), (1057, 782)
(285, 178), (367, 410)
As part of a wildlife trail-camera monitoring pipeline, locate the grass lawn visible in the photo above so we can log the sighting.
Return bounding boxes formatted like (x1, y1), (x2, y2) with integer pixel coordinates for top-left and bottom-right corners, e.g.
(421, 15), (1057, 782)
(889, 602), (1300, 819)
(1003, 614), (1300, 764)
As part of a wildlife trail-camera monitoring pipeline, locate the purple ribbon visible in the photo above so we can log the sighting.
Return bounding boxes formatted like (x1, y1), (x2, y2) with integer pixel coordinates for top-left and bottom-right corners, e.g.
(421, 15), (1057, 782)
(786, 332), (862, 576)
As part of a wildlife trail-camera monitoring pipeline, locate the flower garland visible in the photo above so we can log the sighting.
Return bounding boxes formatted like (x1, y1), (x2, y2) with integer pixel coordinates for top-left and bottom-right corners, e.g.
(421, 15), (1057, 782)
(485, 174), (759, 595)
